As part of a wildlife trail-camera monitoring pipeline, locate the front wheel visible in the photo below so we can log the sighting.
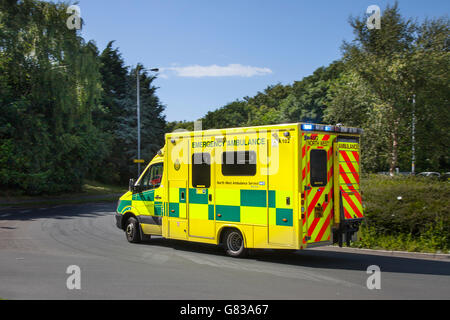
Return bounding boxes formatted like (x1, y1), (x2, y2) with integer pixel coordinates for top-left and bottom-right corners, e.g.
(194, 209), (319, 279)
(125, 217), (141, 243)
(223, 229), (248, 258)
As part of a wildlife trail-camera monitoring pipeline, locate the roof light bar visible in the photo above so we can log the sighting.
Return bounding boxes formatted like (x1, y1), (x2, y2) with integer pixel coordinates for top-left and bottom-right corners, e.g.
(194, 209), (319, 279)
(315, 125), (325, 131)
(301, 123), (362, 134)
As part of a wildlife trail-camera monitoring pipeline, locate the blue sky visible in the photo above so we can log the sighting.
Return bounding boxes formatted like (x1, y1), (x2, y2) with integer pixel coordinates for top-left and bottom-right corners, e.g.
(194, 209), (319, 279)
(68, 0), (449, 122)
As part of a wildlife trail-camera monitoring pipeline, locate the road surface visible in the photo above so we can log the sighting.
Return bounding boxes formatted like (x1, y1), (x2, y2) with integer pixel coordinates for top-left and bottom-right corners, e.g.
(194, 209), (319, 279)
(1, 203), (449, 299)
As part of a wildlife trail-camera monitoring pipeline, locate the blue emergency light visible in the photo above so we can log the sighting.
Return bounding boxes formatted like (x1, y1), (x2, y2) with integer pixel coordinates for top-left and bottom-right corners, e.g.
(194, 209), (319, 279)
(300, 123), (362, 134)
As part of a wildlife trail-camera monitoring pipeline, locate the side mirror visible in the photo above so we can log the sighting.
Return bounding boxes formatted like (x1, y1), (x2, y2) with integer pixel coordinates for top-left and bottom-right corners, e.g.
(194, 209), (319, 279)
(129, 178), (135, 192)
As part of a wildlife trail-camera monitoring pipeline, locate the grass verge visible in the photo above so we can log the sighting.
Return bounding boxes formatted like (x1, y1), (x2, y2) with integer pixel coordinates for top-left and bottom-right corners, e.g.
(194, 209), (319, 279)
(0, 180), (126, 208)
(351, 225), (449, 254)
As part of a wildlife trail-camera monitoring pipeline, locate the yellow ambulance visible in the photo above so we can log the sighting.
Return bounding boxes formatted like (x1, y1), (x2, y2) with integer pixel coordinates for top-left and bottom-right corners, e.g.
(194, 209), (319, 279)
(115, 123), (364, 257)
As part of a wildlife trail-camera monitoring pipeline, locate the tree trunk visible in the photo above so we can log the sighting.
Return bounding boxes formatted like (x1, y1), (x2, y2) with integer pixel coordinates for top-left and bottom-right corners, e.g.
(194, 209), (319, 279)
(389, 118), (399, 176)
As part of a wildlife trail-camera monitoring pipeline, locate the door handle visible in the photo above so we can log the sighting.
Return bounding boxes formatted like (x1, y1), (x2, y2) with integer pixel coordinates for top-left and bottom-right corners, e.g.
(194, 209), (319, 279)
(155, 195), (162, 200)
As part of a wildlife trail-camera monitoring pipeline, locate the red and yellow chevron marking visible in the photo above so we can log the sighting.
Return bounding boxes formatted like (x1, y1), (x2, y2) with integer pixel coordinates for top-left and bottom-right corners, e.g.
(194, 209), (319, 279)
(301, 133), (307, 244)
(305, 134), (334, 243)
(340, 188), (363, 219)
(338, 146), (363, 220)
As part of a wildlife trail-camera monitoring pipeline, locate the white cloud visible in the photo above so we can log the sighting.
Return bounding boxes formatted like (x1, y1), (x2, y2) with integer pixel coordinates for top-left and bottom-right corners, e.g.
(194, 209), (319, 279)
(160, 64), (272, 78)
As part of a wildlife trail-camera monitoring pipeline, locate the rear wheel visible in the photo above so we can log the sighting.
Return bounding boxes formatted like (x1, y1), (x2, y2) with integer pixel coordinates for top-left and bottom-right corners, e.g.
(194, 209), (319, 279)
(223, 229), (248, 258)
(125, 217), (141, 243)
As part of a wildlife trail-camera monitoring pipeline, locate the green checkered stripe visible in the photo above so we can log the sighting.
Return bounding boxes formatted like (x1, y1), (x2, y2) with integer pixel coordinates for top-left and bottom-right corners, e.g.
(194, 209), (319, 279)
(167, 188), (293, 226)
(131, 189), (163, 216)
(117, 200), (132, 214)
(167, 187), (187, 218)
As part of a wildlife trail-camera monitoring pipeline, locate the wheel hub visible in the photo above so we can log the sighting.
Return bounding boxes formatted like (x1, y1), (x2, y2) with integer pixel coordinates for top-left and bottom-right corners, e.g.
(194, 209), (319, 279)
(126, 223), (134, 236)
(227, 232), (242, 252)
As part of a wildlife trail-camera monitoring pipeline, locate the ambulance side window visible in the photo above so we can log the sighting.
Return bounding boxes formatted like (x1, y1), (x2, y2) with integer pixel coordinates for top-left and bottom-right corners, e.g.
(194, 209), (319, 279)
(222, 151), (256, 176)
(138, 168), (152, 190)
(148, 163), (163, 189)
(192, 153), (211, 188)
(310, 149), (327, 187)
(139, 163), (163, 190)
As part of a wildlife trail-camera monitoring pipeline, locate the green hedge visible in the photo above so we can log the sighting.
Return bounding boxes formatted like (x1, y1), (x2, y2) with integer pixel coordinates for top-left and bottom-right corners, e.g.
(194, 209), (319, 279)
(353, 175), (450, 252)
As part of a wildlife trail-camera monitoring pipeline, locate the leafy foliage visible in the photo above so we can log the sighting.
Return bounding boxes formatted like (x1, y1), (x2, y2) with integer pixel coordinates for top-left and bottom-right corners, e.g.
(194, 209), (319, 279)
(0, 0), (166, 194)
(354, 175), (450, 252)
(0, 1), (448, 197)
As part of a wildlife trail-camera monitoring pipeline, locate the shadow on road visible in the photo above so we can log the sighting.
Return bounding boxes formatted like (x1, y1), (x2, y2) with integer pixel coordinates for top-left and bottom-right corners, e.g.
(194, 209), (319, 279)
(0, 202), (115, 222)
(2, 203), (449, 278)
(254, 249), (450, 277)
(141, 237), (450, 277)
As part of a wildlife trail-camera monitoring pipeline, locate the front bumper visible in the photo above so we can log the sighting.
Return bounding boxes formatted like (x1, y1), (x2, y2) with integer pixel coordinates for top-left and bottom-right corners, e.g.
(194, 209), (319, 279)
(115, 213), (123, 230)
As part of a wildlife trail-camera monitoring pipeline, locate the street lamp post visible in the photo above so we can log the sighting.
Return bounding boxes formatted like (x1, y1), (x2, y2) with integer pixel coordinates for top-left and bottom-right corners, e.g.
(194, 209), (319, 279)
(136, 66), (159, 177)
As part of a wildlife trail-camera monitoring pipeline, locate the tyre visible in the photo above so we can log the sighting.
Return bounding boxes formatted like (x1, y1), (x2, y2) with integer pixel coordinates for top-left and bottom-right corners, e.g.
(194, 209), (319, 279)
(223, 229), (248, 258)
(125, 217), (141, 243)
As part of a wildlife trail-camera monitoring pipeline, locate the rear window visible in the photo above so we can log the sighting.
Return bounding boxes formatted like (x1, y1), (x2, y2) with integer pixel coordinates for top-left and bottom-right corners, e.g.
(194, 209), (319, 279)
(310, 149), (327, 187)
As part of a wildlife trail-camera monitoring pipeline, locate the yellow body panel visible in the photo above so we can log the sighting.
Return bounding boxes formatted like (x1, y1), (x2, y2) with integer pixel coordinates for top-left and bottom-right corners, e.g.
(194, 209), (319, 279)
(141, 223), (162, 235)
(116, 123), (363, 250)
(168, 218), (188, 240)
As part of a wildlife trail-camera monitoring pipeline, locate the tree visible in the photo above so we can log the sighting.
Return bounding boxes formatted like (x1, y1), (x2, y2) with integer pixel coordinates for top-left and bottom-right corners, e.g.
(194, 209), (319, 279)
(336, 3), (449, 174)
(97, 41), (128, 131)
(92, 41), (129, 183)
(409, 18), (450, 171)
(325, 71), (389, 172)
(342, 3), (418, 175)
(202, 100), (250, 129)
(115, 65), (166, 181)
(165, 120), (195, 133)
(280, 61), (344, 123)
(0, 0), (169, 193)
(0, 0), (107, 194)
